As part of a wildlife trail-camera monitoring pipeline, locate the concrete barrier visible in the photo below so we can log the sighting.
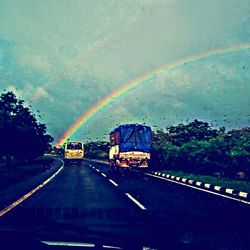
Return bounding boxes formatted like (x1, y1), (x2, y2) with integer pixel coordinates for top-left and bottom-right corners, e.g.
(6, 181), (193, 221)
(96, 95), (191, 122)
(148, 170), (249, 202)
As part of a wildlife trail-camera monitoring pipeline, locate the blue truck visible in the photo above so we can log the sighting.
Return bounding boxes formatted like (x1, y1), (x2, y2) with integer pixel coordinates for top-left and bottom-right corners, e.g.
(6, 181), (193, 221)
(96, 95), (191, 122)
(109, 124), (151, 171)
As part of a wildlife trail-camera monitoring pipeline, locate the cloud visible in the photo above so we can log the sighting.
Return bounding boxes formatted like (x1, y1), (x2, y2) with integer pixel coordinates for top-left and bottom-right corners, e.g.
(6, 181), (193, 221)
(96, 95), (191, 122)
(32, 87), (54, 103)
(17, 54), (51, 74)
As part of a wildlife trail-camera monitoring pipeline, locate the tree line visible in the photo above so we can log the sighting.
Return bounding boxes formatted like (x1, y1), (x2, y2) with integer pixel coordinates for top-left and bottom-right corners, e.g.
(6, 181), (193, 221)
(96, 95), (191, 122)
(151, 119), (250, 179)
(0, 91), (53, 166)
(84, 141), (109, 159)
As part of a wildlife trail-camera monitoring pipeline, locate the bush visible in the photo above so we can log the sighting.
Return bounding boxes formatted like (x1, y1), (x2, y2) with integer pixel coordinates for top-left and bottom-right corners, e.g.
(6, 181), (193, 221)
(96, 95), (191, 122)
(151, 120), (250, 179)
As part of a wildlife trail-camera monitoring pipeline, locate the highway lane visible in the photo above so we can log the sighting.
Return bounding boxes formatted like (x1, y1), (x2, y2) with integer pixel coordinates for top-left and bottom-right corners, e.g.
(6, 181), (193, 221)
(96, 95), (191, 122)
(2, 160), (178, 249)
(86, 160), (250, 248)
(1, 159), (250, 249)
(4, 162), (137, 221)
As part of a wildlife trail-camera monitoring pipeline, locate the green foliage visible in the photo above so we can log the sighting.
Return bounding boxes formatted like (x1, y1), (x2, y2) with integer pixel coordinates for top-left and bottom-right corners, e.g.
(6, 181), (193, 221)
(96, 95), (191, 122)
(0, 91), (53, 166)
(84, 141), (109, 159)
(166, 119), (219, 146)
(151, 120), (250, 179)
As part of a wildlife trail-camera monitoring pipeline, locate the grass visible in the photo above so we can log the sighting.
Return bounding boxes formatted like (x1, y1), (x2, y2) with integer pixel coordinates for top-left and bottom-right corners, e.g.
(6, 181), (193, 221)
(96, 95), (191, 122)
(160, 169), (250, 193)
(0, 156), (53, 191)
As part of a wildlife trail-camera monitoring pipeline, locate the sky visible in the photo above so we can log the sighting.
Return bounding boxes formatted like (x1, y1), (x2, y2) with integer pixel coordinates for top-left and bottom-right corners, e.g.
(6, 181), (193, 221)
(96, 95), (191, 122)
(0, 0), (249, 144)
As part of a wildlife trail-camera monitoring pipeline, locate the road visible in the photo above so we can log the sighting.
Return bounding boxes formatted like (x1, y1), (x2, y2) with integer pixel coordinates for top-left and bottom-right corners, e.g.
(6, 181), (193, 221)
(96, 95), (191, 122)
(1, 159), (250, 249)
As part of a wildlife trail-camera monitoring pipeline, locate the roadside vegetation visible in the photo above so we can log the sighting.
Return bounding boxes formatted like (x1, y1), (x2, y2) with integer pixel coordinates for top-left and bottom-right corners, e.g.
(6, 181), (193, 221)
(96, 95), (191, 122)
(84, 141), (109, 159)
(0, 91), (53, 167)
(0, 156), (54, 191)
(151, 120), (250, 181)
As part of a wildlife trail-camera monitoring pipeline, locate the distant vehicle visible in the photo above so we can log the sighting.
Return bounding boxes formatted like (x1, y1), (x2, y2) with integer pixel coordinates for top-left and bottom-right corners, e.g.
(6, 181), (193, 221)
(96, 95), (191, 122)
(109, 124), (151, 172)
(64, 141), (84, 165)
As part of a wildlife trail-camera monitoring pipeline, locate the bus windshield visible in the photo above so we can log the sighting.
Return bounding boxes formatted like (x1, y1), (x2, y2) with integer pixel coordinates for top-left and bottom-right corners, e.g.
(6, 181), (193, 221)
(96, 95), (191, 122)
(66, 142), (83, 150)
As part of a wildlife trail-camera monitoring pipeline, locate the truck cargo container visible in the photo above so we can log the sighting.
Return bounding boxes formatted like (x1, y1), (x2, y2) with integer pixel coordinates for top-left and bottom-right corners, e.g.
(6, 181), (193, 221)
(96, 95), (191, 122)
(109, 124), (151, 171)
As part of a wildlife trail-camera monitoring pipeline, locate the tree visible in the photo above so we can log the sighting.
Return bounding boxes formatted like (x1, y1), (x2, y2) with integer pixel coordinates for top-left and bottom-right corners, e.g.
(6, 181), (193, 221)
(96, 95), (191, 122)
(150, 130), (172, 169)
(0, 91), (53, 166)
(150, 120), (250, 179)
(84, 141), (109, 159)
(166, 119), (219, 146)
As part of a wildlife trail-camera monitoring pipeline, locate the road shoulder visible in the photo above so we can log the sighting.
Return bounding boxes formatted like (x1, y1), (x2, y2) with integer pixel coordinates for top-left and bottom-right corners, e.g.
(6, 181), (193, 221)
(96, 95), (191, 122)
(147, 170), (250, 203)
(0, 157), (64, 211)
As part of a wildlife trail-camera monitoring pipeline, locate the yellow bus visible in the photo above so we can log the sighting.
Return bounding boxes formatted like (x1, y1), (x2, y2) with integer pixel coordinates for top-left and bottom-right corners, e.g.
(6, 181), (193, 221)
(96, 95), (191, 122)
(64, 141), (84, 165)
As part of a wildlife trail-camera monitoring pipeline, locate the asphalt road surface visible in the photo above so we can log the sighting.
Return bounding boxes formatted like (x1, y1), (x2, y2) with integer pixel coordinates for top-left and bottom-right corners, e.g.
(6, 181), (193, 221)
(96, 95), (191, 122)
(1, 159), (250, 249)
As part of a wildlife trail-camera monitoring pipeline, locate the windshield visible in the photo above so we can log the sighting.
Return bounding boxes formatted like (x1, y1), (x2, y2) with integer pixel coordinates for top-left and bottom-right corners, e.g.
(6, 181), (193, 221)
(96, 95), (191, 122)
(66, 142), (83, 150)
(0, 1), (249, 249)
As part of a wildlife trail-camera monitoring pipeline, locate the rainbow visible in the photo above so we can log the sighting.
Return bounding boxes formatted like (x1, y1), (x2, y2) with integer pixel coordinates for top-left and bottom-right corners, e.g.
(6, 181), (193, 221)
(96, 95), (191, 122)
(55, 42), (250, 147)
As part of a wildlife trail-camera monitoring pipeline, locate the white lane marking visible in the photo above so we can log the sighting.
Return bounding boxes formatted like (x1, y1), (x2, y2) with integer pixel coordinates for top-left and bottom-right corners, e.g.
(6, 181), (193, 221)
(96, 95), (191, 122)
(125, 193), (146, 210)
(42, 241), (95, 247)
(101, 173), (107, 177)
(145, 173), (250, 205)
(86, 159), (109, 165)
(109, 179), (118, 187)
(103, 245), (122, 249)
(0, 159), (64, 217)
(96, 169), (100, 172)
